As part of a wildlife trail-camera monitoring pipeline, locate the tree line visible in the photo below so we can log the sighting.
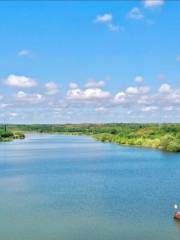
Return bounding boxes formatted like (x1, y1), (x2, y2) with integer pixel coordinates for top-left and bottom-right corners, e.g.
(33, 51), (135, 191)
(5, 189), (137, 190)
(1, 123), (180, 152)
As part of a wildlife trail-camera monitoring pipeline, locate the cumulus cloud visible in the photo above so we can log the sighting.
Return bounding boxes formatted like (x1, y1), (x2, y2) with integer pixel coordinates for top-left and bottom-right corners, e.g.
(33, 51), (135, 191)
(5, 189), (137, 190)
(114, 91), (127, 104)
(126, 87), (139, 94)
(159, 83), (172, 94)
(67, 87), (111, 101)
(134, 76), (144, 83)
(95, 13), (112, 23)
(45, 82), (59, 95)
(114, 86), (150, 106)
(4, 74), (37, 88)
(137, 95), (151, 105)
(128, 7), (144, 20)
(157, 84), (180, 106)
(95, 13), (121, 33)
(15, 91), (44, 104)
(18, 49), (30, 57)
(126, 86), (150, 94)
(144, 0), (164, 8)
(69, 82), (79, 89)
(113, 83), (180, 114)
(2, 77), (180, 122)
(85, 80), (106, 88)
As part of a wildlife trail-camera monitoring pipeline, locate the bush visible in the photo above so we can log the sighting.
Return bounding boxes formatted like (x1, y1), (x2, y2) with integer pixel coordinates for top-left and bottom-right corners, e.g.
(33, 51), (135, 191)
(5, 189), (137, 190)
(0, 131), (14, 138)
(166, 140), (180, 152)
(14, 132), (25, 139)
(160, 134), (175, 151)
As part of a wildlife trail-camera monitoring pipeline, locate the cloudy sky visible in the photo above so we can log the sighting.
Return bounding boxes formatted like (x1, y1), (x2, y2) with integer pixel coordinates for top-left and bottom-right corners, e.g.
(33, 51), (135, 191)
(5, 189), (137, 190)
(0, 0), (180, 123)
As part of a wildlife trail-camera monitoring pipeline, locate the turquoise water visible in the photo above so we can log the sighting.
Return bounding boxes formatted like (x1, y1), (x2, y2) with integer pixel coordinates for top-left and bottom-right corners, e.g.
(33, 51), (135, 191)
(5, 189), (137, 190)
(0, 134), (180, 240)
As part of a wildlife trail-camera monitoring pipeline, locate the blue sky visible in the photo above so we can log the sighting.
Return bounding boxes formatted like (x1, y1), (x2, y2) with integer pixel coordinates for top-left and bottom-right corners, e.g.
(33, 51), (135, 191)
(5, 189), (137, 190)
(0, 0), (180, 123)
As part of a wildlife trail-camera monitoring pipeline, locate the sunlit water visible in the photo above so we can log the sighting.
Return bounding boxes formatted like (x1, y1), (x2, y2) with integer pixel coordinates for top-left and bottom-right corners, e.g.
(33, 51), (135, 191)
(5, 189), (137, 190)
(0, 134), (180, 240)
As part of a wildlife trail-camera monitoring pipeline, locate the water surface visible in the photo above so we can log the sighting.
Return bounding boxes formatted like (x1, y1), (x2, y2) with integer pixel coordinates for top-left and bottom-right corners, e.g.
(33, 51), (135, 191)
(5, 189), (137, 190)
(0, 134), (180, 240)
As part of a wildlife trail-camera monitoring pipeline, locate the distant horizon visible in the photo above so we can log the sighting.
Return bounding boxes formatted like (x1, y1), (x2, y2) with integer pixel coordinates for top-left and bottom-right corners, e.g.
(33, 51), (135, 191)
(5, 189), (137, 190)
(1, 122), (180, 125)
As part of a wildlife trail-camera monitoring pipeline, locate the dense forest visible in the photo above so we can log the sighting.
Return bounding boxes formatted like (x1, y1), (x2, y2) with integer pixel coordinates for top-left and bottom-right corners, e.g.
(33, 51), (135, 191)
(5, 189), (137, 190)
(1, 123), (180, 152)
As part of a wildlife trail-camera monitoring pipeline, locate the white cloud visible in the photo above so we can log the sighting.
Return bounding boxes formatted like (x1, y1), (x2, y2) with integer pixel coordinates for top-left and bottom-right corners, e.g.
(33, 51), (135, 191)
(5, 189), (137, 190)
(45, 82), (59, 95)
(170, 92), (180, 104)
(126, 86), (150, 94)
(134, 76), (144, 83)
(142, 106), (159, 112)
(85, 80), (106, 88)
(159, 83), (172, 94)
(107, 23), (121, 32)
(95, 13), (121, 33)
(114, 91), (127, 104)
(4, 74), (37, 88)
(144, 0), (164, 8)
(2, 79), (180, 122)
(95, 13), (112, 23)
(0, 103), (8, 108)
(126, 87), (139, 94)
(95, 107), (107, 112)
(9, 112), (18, 117)
(15, 91), (44, 104)
(137, 95), (151, 105)
(128, 7), (144, 20)
(140, 87), (150, 94)
(69, 82), (79, 89)
(164, 106), (173, 111)
(18, 49), (30, 57)
(67, 88), (111, 101)
(127, 111), (132, 115)
(157, 85), (180, 106)
(114, 86), (150, 106)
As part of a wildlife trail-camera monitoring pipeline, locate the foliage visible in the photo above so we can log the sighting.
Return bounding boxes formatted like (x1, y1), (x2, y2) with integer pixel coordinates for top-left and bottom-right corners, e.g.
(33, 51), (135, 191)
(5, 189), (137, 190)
(0, 127), (25, 142)
(1, 123), (180, 152)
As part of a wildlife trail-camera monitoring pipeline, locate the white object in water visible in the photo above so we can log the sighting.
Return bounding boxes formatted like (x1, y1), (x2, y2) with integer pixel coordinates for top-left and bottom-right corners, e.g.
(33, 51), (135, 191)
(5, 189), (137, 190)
(174, 204), (178, 209)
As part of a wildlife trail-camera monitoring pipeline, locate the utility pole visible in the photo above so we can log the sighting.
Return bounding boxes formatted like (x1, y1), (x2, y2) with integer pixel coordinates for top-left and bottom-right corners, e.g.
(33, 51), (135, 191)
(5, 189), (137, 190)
(4, 120), (7, 133)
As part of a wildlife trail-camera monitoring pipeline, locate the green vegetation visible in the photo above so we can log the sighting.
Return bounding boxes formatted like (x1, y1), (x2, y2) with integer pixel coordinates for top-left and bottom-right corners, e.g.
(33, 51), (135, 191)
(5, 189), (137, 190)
(1, 123), (180, 152)
(0, 126), (25, 142)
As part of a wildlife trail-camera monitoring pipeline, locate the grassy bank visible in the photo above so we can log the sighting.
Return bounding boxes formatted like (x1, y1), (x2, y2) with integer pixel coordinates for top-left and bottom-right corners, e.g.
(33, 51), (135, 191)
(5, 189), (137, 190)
(2, 123), (180, 152)
(0, 128), (25, 142)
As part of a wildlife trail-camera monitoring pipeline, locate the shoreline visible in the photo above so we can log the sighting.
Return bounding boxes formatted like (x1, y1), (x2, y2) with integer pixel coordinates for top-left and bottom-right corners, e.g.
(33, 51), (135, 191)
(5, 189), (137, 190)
(15, 131), (180, 153)
(1, 123), (180, 153)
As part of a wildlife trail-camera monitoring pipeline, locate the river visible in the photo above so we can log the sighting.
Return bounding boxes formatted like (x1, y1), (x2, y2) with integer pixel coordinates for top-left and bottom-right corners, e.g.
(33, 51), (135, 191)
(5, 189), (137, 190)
(0, 134), (180, 240)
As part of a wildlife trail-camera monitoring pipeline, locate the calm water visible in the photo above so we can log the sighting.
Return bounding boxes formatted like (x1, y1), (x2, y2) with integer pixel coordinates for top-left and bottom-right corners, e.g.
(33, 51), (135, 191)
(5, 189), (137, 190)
(0, 135), (180, 240)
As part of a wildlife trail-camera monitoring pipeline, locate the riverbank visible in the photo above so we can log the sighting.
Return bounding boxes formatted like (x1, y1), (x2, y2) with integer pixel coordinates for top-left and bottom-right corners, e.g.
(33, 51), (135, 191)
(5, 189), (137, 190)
(0, 130), (25, 142)
(92, 133), (179, 152)
(1, 123), (180, 152)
